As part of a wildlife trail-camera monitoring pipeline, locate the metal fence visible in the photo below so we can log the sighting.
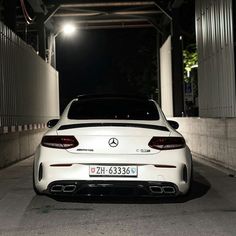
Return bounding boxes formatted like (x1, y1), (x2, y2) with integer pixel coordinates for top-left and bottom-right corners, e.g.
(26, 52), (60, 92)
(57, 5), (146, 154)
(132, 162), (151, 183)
(0, 21), (59, 129)
(196, 0), (236, 117)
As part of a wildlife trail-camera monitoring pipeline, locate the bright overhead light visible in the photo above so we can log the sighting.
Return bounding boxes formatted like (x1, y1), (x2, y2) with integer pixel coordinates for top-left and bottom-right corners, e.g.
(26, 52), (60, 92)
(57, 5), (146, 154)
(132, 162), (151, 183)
(62, 23), (76, 36)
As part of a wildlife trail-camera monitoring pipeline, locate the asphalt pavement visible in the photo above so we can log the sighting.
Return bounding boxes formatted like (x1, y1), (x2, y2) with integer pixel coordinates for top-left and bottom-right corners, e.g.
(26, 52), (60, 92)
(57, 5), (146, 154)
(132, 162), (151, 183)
(0, 157), (235, 236)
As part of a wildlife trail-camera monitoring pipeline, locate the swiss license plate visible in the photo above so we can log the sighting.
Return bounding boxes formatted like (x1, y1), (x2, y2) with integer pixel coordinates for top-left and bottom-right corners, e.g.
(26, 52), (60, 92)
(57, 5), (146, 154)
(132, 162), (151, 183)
(89, 165), (138, 177)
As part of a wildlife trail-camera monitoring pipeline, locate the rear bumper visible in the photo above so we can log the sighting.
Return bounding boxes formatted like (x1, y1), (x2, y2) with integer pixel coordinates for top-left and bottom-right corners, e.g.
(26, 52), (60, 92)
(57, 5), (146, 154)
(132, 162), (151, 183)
(34, 145), (192, 196)
(45, 180), (181, 197)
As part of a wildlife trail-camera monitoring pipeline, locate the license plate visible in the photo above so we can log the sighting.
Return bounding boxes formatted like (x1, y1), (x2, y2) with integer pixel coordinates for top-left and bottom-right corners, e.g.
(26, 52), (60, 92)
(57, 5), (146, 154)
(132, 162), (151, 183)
(89, 165), (138, 177)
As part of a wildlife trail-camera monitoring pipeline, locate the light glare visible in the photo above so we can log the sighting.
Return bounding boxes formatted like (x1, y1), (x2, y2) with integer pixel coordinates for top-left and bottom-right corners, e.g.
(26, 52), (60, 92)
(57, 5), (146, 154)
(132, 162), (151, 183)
(62, 23), (76, 36)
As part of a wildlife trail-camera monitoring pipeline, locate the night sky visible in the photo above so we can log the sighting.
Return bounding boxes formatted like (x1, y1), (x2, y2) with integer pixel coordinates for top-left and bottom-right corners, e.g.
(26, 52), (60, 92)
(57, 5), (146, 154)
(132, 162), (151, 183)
(56, 28), (157, 112)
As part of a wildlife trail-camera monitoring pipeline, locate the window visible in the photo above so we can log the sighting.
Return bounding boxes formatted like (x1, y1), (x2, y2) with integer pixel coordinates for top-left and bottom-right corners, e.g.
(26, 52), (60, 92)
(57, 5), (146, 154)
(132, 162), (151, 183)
(68, 98), (159, 120)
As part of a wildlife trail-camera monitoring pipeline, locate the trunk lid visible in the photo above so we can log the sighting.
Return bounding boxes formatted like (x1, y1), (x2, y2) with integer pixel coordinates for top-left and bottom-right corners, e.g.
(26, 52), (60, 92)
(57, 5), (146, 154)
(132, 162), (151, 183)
(56, 122), (170, 155)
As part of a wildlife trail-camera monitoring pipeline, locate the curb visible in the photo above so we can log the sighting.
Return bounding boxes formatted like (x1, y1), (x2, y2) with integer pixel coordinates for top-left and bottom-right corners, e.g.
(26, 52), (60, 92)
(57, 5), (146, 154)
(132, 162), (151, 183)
(193, 153), (236, 177)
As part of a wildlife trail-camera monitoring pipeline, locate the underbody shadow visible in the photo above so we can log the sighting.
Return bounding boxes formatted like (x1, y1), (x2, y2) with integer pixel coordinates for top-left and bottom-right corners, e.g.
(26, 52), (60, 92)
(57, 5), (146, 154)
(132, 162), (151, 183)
(48, 172), (211, 204)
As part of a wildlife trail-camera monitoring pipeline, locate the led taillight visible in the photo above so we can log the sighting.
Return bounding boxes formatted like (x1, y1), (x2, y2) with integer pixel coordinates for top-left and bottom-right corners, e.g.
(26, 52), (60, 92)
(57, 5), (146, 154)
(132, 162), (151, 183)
(41, 136), (79, 149)
(148, 137), (185, 150)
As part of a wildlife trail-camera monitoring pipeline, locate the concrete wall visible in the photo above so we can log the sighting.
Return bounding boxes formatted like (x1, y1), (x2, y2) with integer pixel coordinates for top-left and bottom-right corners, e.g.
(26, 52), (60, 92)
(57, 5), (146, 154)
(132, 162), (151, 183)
(173, 118), (236, 171)
(0, 128), (46, 169)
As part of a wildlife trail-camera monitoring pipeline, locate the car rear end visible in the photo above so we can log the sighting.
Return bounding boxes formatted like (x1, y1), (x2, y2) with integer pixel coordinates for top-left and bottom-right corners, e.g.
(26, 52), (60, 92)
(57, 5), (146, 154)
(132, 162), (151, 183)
(34, 95), (192, 197)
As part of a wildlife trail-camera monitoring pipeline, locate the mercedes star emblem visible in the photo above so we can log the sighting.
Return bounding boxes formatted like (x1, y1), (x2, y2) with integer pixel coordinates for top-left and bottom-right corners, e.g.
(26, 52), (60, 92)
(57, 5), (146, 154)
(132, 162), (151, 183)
(108, 138), (119, 147)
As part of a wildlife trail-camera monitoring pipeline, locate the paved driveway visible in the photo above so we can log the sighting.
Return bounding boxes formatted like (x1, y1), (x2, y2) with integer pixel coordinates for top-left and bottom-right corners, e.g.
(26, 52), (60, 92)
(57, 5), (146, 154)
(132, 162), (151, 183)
(0, 157), (235, 236)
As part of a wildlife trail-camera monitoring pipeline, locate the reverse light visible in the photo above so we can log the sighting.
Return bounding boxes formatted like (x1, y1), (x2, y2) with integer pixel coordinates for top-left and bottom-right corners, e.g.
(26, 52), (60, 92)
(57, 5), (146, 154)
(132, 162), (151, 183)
(148, 137), (185, 150)
(41, 136), (79, 149)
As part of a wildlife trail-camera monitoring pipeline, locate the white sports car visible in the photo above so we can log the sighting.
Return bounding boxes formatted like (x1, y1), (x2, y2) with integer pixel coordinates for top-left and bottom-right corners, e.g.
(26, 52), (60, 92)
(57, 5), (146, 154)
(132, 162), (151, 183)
(33, 94), (192, 197)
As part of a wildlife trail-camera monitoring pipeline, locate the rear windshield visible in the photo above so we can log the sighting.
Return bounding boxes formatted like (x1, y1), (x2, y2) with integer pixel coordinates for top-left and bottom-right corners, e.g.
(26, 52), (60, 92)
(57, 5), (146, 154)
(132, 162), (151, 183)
(68, 98), (160, 120)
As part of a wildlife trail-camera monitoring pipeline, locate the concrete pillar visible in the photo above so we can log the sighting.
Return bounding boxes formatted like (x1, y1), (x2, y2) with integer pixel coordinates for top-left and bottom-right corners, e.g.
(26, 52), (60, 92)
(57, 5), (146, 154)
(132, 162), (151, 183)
(48, 33), (56, 68)
(156, 33), (161, 105)
(160, 36), (174, 117)
(171, 8), (184, 117)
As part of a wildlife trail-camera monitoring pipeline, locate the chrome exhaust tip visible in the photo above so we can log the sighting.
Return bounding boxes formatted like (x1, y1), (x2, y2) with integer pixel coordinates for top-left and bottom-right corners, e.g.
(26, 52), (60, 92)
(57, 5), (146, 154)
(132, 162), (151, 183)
(162, 186), (176, 194)
(63, 185), (77, 193)
(149, 186), (163, 194)
(51, 185), (63, 193)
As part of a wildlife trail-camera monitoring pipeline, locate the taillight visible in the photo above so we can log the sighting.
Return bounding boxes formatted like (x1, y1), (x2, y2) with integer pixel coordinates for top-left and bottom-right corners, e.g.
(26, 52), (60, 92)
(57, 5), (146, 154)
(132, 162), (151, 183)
(41, 136), (79, 149)
(148, 137), (185, 150)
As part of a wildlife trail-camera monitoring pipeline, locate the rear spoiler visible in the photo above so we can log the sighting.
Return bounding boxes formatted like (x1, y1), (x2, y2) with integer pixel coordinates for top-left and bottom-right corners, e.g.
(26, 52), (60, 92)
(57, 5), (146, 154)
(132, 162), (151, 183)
(58, 123), (169, 132)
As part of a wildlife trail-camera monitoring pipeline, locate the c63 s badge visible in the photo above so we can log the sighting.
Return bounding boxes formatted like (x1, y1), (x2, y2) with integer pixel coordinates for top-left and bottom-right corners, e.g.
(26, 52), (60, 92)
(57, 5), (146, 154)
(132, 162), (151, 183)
(77, 149), (94, 152)
(136, 149), (151, 153)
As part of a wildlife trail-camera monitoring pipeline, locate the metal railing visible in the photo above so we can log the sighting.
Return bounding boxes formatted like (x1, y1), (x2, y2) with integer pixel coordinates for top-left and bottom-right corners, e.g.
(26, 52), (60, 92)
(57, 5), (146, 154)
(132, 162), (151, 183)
(196, 0), (236, 117)
(0, 21), (59, 129)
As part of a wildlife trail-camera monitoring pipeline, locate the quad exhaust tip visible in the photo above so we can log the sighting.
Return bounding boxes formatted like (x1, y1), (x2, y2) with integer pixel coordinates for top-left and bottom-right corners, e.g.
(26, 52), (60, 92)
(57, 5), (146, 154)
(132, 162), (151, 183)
(50, 184), (77, 193)
(149, 185), (176, 194)
(162, 186), (176, 194)
(63, 185), (77, 193)
(51, 185), (63, 193)
(149, 186), (163, 194)
(50, 184), (175, 195)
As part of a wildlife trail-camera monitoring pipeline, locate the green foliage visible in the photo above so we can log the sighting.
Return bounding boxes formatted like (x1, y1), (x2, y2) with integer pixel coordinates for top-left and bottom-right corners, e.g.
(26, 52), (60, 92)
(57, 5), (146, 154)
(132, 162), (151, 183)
(183, 45), (198, 82)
